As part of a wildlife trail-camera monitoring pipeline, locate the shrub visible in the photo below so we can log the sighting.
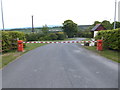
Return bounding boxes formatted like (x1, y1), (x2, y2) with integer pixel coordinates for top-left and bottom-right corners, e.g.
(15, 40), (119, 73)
(95, 28), (120, 50)
(26, 32), (66, 41)
(56, 32), (66, 40)
(77, 31), (92, 38)
(26, 33), (45, 41)
(26, 33), (38, 41)
(48, 33), (58, 40)
(2, 31), (26, 52)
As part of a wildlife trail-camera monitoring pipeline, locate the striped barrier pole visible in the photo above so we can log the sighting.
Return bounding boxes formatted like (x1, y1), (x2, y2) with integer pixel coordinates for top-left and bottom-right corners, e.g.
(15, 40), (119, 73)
(18, 40), (100, 52)
(23, 41), (97, 44)
(97, 40), (103, 51)
(18, 40), (24, 52)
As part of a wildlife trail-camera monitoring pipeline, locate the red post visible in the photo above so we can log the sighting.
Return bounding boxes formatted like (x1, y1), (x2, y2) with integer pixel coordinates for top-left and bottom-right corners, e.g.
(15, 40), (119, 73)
(18, 40), (24, 52)
(97, 40), (103, 51)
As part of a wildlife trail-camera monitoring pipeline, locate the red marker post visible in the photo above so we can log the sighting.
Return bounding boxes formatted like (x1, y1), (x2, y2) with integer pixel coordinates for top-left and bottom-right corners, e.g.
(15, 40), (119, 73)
(18, 40), (24, 52)
(97, 40), (103, 51)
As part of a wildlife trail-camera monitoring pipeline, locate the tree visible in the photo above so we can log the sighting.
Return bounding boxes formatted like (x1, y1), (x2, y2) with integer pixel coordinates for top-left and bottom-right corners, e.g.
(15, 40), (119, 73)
(92, 20), (113, 30)
(62, 20), (78, 38)
(112, 21), (120, 29)
(42, 24), (49, 34)
(77, 26), (92, 38)
(101, 20), (112, 30)
(93, 21), (101, 26)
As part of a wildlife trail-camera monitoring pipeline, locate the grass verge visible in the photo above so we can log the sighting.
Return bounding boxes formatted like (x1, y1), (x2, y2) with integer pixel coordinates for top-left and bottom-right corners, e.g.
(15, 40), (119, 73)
(82, 38), (119, 63)
(83, 46), (119, 63)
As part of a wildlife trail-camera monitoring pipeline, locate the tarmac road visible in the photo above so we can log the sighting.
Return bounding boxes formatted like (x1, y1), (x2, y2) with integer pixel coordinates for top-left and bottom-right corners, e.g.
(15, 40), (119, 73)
(2, 38), (118, 88)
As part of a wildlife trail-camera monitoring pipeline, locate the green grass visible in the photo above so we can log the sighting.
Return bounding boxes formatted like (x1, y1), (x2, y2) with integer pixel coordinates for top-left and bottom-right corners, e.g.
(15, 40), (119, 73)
(1, 38), (75, 69)
(82, 38), (119, 63)
(2, 51), (23, 68)
(83, 46), (119, 63)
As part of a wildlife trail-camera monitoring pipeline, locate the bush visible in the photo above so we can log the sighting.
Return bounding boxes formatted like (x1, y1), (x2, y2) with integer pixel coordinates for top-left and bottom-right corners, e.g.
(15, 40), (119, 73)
(56, 32), (66, 40)
(48, 33), (58, 40)
(95, 28), (120, 50)
(43, 35), (52, 40)
(26, 33), (46, 41)
(26, 32), (66, 41)
(77, 31), (92, 38)
(2, 31), (26, 52)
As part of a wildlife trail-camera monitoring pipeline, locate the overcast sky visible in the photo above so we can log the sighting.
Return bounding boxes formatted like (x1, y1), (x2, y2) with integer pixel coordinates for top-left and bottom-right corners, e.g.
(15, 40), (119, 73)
(0, 0), (120, 29)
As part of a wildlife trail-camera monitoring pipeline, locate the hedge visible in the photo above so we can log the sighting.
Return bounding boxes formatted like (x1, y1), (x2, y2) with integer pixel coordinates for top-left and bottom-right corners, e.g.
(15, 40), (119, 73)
(2, 31), (26, 52)
(95, 28), (120, 50)
(26, 32), (66, 41)
(56, 32), (66, 40)
(25, 33), (43, 41)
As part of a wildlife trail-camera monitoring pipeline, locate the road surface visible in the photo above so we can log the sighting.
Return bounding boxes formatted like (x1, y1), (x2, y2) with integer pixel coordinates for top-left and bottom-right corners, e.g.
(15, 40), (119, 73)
(2, 38), (118, 88)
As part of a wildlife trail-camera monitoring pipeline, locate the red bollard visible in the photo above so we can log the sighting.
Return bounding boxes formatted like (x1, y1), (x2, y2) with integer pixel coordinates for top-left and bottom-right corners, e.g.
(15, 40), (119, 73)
(97, 40), (103, 51)
(18, 40), (24, 52)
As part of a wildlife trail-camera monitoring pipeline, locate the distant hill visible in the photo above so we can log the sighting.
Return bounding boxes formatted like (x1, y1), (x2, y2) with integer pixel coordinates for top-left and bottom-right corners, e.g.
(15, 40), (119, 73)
(4, 25), (92, 33)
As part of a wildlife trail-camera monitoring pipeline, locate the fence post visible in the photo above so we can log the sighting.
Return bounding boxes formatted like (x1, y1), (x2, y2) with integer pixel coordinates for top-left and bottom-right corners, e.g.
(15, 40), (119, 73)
(97, 40), (103, 51)
(17, 40), (24, 52)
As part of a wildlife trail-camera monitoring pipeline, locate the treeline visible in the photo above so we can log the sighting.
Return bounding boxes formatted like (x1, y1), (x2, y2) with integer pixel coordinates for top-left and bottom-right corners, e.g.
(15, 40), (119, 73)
(93, 20), (120, 30)
(95, 28), (120, 50)
(25, 24), (66, 41)
(77, 20), (120, 38)
(6, 20), (120, 39)
(26, 32), (66, 41)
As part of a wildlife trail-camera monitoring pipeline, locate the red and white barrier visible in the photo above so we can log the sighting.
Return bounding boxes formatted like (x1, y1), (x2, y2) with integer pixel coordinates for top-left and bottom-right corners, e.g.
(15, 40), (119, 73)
(18, 40), (103, 52)
(23, 41), (97, 44)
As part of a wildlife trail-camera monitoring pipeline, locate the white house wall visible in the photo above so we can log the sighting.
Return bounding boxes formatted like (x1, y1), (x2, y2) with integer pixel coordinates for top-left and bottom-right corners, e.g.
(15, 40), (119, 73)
(94, 31), (98, 37)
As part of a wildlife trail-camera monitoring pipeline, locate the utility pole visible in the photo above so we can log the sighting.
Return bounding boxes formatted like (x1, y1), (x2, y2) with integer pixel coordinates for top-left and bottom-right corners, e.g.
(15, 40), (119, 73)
(114, 0), (117, 29)
(118, 1), (120, 22)
(1, 0), (5, 30)
(32, 15), (34, 32)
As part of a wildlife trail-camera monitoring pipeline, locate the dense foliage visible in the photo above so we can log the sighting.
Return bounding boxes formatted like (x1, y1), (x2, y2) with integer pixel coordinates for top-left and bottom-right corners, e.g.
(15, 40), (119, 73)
(93, 20), (120, 30)
(63, 20), (78, 38)
(26, 32), (66, 41)
(101, 20), (112, 30)
(95, 28), (120, 50)
(41, 24), (49, 34)
(112, 22), (120, 29)
(2, 31), (26, 52)
(56, 32), (66, 40)
(77, 26), (92, 38)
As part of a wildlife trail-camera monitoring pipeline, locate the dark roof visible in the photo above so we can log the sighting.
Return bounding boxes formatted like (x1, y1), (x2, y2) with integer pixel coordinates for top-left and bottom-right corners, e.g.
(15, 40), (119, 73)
(91, 24), (101, 31)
